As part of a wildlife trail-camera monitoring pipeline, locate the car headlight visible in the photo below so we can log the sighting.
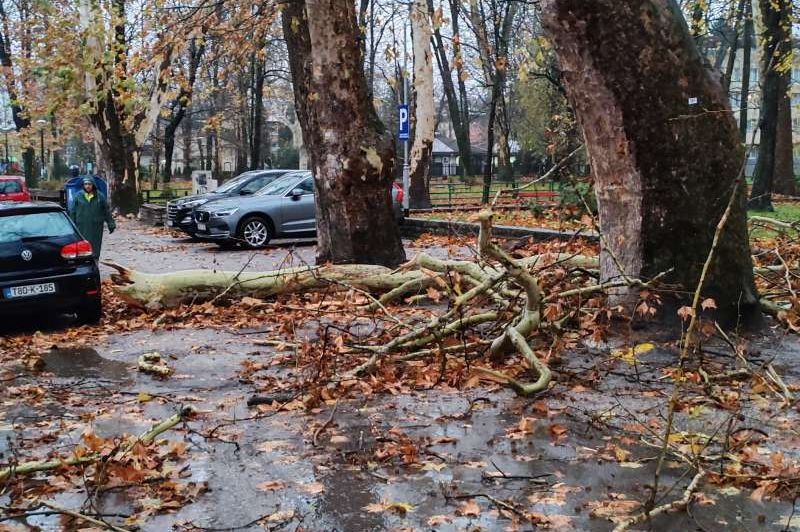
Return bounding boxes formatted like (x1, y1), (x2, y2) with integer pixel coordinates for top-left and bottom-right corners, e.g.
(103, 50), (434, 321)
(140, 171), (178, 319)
(212, 208), (238, 217)
(182, 199), (208, 209)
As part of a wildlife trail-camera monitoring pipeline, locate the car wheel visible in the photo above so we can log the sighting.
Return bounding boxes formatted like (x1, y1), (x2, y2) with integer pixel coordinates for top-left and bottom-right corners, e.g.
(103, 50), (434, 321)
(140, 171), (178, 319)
(76, 297), (102, 325)
(239, 216), (272, 249)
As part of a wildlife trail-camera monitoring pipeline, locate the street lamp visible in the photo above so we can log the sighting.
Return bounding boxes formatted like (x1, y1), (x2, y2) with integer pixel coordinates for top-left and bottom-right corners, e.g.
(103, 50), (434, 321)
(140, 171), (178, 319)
(36, 118), (47, 180)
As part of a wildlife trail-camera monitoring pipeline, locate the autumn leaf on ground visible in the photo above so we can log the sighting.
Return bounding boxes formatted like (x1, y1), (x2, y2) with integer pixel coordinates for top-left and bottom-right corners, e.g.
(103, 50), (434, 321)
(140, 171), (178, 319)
(587, 498), (641, 522)
(610, 343), (655, 365)
(364, 500), (414, 515)
(255, 440), (289, 453)
(300, 482), (325, 495)
(701, 298), (717, 311)
(549, 424), (568, 441)
(256, 480), (285, 491)
(421, 461), (447, 472)
(428, 514), (452, 525)
(456, 499), (481, 517)
(506, 417), (536, 439)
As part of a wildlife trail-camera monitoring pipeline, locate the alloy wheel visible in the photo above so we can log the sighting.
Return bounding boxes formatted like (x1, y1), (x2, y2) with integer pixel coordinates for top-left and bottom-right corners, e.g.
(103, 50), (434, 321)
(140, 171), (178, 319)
(243, 220), (269, 247)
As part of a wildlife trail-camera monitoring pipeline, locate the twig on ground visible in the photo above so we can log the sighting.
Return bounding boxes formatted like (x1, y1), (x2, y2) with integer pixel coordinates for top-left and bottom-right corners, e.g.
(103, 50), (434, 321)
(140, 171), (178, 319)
(612, 471), (705, 532)
(40, 501), (131, 532)
(312, 399), (340, 447)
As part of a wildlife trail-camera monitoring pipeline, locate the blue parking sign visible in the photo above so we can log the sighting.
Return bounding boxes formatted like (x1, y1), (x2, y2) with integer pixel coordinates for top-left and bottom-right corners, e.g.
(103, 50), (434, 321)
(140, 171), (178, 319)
(398, 104), (409, 140)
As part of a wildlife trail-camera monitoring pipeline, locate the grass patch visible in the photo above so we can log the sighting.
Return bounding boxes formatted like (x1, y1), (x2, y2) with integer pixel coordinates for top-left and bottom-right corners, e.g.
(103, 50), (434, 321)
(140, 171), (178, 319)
(748, 201), (799, 239)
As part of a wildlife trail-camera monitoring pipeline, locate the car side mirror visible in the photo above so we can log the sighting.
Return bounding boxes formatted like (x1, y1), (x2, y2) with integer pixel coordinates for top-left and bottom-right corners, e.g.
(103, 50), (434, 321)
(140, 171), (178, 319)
(290, 188), (304, 200)
(240, 189), (253, 195)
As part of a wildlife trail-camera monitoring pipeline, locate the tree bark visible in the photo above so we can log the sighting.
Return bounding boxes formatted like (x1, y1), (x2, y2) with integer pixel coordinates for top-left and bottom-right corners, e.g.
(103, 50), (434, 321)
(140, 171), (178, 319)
(282, 0), (406, 267)
(409, 0), (433, 208)
(738, 0), (753, 140)
(774, 74), (797, 195)
(722, 0), (746, 95)
(90, 92), (142, 212)
(250, 51), (266, 170)
(541, 0), (760, 323)
(749, 0), (791, 210)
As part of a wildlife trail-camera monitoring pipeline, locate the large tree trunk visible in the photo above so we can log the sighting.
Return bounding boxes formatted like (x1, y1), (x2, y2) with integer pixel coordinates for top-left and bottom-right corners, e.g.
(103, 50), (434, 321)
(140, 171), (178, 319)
(90, 94), (141, 213)
(282, 0), (406, 267)
(774, 75), (797, 196)
(749, 0), (791, 210)
(408, 0), (433, 209)
(541, 0), (760, 323)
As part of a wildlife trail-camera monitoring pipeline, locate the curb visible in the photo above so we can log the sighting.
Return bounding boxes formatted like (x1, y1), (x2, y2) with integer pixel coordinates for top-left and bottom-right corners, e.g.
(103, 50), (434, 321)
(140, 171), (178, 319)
(400, 217), (598, 241)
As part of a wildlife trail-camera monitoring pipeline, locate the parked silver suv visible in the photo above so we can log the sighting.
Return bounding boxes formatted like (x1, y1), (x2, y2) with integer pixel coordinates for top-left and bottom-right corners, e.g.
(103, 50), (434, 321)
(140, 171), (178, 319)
(193, 171), (404, 248)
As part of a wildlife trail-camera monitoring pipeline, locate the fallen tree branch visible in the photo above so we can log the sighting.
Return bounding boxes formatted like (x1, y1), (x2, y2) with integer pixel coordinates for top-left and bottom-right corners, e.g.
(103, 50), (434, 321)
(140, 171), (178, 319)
(612, 471), (704, 532)
(137, 352), (172, 376)
(40, 501), (132, 532)
(312, 399), (340, 447)
(0, 407), (192, 482)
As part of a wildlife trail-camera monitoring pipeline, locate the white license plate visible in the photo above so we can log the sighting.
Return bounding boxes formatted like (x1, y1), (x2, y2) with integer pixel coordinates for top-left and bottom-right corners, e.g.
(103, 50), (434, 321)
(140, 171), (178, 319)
(197, 222), (207, 231)
(166, 219), (173, 227)
(3, 283), (56, 299)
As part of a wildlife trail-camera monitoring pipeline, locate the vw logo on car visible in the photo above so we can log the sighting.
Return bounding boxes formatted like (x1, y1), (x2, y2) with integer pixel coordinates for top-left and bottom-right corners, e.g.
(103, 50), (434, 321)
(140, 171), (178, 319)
(20, 249), (32, 261)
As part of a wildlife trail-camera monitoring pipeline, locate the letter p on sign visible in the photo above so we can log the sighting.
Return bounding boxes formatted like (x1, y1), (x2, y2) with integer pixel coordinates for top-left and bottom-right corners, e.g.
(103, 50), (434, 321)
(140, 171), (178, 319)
(398, 104), (409, 140)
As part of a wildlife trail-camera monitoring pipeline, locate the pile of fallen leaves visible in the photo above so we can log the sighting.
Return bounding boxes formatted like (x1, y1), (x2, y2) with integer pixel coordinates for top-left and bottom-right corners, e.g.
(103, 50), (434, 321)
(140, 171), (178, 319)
(751, 229), (800, 332)
(2, 423), (206, 526)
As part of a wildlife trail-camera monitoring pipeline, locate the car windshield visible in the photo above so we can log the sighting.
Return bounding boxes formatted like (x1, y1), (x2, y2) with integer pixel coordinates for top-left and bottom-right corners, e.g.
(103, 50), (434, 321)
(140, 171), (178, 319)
(256, 173), (306, 196)
(216, 172), (259, 194)
(0, 212), (75, 244)
(0, 180), (21, 194)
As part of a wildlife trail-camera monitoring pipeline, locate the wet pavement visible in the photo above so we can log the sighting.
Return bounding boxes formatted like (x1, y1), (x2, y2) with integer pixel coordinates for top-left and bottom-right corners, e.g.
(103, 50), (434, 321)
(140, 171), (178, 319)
(1, 221), (799, 531)
(98, 218), (468, 277)
(2, 324), (800, 531)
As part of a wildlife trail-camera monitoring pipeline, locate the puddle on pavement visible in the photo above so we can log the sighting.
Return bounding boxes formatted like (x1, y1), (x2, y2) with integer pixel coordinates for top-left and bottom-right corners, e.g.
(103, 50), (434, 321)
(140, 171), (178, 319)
(40, 347), (132, 383)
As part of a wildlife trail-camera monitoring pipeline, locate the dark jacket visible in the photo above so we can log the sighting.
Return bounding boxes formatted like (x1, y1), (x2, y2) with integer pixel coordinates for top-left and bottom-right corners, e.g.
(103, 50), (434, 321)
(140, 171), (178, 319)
(70, 191), (116, 257)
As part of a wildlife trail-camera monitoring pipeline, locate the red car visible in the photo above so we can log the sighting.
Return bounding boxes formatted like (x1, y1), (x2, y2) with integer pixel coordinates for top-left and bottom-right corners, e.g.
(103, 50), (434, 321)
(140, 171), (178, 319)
(0, 176), (30, 202)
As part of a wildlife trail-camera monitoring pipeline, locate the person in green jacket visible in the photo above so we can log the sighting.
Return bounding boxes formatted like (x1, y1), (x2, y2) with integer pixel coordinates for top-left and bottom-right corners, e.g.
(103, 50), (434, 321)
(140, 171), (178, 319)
(70, 177), (116, 258)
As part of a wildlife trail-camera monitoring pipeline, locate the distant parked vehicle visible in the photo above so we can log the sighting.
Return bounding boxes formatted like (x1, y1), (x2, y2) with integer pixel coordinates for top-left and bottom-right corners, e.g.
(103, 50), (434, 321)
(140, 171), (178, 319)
(0, 202), (102, 324)
(0, 176), (30, 202)
(194, 171), (405, 248)
(166, 169), (293, 237)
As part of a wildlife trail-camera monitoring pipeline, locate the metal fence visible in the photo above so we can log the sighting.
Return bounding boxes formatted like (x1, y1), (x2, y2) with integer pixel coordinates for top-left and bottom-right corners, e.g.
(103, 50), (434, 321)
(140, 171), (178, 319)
(139, 189), (193, 205)
(426, 180), (562, 208)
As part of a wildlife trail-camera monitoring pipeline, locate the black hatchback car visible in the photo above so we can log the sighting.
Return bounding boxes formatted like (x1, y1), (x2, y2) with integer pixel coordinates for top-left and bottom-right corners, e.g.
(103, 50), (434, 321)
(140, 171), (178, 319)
(0, 202), (102, 324)
(166, 169), (293, 237)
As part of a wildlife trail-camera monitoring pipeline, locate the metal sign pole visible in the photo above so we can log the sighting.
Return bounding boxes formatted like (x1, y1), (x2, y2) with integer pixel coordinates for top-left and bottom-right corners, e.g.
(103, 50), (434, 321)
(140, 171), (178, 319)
(402, 7), (410, 214)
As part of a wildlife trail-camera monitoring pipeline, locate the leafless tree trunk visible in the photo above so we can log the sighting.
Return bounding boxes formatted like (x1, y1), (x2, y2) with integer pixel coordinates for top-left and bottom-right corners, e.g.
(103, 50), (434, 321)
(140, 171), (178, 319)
(738, 0), (753, 140)
(283, 0), (406, 267)
(431, 0), (473, 177)
(541, 0), (760, 323)
(722, 0), (746, 94)
(774, 74), (797, 195)
(409, 0), (433, 208)
(182, 118), (192, 179)
(164, 38), (205, 183)
(749, 0), (791, 210)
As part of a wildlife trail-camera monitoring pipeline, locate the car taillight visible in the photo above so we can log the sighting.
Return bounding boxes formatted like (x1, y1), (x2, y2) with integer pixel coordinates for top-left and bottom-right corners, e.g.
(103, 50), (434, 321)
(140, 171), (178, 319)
(61, 240), (93, 259)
